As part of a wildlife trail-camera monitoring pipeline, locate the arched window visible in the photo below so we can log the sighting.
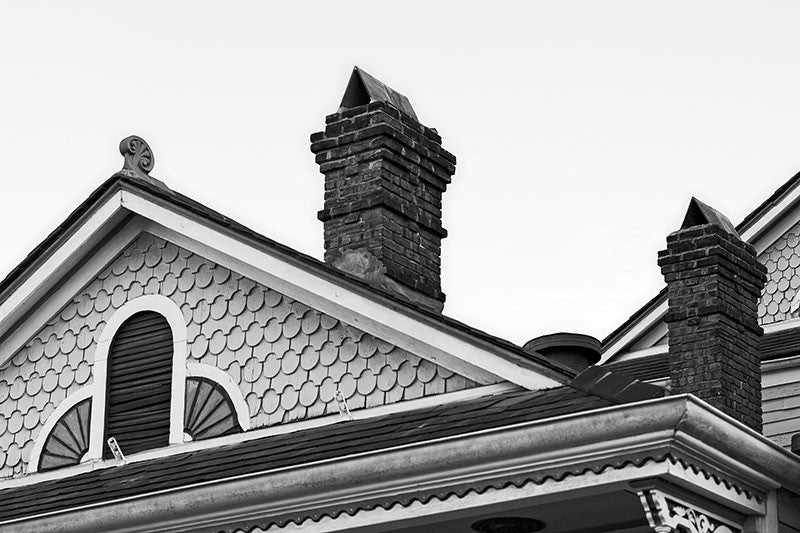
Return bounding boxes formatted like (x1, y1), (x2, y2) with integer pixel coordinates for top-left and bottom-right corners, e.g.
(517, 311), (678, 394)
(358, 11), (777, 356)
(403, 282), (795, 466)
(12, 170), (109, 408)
(104, 310), (174, 458)
(30, 296), (249, 473)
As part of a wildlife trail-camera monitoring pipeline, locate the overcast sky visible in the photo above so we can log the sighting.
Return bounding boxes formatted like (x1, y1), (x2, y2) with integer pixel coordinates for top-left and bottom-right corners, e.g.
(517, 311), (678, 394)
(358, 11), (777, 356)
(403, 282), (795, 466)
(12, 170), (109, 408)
(2, 2), (800, 346)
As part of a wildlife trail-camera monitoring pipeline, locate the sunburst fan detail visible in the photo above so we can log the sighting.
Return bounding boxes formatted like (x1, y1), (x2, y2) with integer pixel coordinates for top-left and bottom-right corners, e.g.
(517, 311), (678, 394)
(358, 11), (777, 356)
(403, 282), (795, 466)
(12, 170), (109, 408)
(39, 398), (91, 472)
(184, 377), (241, 441)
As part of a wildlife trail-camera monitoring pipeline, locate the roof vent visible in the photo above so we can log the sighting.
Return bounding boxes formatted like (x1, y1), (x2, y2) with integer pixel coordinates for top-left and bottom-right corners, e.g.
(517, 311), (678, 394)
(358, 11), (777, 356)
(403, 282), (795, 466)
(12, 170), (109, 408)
(523, 332), (601, 372)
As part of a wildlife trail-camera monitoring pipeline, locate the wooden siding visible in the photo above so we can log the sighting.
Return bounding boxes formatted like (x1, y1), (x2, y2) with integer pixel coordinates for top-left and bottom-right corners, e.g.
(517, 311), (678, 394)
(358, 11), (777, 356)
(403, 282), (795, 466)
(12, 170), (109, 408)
(763, 363), (800, 449)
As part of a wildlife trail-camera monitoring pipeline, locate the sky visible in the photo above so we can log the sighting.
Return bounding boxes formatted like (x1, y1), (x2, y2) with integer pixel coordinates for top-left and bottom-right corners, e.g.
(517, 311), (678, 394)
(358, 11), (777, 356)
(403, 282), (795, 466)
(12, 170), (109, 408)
(2, 2), (800, 346)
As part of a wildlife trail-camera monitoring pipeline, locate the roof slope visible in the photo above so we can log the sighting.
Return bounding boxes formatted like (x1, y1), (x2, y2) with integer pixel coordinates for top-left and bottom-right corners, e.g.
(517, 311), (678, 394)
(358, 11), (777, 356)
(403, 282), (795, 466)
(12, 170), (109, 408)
(604, 327), (800, 381)
(0, 387), (610, 525)
(0, 171), (574, 381)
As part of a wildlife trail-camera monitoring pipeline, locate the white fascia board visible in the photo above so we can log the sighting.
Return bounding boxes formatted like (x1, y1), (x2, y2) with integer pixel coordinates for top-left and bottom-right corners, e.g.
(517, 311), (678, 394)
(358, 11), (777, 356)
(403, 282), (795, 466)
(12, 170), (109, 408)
(0, 190), (125, 334)
(6, 395), (791, 533)
(0, 211), (140, 368)
(600, 300), (668, 363)
(610, 344), (668, 363)
(740, 179), (800, 247)
(246, 462), (672, 533)
(120, 191), (563, 390)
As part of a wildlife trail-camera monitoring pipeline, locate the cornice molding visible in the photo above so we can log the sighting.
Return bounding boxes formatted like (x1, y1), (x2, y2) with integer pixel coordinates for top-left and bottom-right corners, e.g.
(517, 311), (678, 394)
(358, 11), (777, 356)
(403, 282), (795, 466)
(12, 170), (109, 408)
(4, 395), (797, 533)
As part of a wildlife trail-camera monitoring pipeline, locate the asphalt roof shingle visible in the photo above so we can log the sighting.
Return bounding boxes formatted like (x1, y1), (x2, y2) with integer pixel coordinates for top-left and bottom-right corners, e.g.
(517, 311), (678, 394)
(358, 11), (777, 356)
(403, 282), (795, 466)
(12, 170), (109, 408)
(0, 387), (611, 524)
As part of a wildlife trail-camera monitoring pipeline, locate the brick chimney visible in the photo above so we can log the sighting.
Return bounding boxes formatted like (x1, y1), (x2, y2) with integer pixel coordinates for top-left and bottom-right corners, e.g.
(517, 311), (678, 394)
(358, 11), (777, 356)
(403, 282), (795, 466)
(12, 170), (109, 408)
(310, 67), (456, 312)
(657, 197), (767, 432)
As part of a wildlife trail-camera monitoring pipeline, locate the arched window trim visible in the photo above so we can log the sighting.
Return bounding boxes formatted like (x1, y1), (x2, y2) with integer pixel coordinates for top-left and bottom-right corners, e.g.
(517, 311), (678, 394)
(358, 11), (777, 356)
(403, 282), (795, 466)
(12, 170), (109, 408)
(28, 387), (93, 474)
(186, 363), (251, 433)
(88, 295), (187, 461)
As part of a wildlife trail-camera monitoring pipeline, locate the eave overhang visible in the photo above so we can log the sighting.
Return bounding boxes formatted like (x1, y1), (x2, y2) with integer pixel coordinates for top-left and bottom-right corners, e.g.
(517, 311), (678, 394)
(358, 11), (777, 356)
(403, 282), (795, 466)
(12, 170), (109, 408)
(4, 395), (799, 533)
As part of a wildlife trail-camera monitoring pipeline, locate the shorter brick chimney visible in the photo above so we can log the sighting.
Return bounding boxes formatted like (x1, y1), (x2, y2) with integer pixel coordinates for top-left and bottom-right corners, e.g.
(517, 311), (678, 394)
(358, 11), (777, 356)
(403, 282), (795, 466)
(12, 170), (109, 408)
(657, 197), (766, 432)
(310, 67), (456, 312)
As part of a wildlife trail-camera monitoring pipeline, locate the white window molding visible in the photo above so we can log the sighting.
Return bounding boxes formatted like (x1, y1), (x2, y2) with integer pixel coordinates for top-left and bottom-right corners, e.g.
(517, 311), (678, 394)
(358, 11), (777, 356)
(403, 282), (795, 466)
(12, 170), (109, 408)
(88, 295), (187, 460)
(28, 387), (94, 474)
(187, 363), (251, 432)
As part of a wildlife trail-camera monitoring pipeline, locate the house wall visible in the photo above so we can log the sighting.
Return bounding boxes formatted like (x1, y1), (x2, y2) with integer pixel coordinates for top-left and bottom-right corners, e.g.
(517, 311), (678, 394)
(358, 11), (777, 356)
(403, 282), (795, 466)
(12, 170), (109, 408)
(0, 233), (477, 479)
(763, 358), (800, 449)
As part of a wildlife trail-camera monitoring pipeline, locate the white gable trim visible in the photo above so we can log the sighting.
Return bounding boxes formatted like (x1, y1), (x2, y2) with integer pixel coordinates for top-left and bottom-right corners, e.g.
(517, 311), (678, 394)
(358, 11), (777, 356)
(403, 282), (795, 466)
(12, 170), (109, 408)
(0, 221), (142, 372)
(740, 178), (800, 247)
(88, 295), (188, 460)
(0, 185), (561, 393)
(27, 387), (94, 475)
(187, 363), (251, 432)
(0, 190), (127, 343)
(121, 191), (561, 390)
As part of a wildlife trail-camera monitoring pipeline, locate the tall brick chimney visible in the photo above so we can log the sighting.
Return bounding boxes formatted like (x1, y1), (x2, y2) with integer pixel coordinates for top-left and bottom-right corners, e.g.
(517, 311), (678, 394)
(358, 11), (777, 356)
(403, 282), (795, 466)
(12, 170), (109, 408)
(657, 197), (767, 432)
(310, 67), (456, 312)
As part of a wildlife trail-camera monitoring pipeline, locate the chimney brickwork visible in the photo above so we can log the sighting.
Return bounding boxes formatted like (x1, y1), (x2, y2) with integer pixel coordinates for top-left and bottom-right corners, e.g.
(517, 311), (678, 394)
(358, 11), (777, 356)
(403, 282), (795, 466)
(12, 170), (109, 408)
(657, 198), (767, 432)
(311, 68), (455, 312)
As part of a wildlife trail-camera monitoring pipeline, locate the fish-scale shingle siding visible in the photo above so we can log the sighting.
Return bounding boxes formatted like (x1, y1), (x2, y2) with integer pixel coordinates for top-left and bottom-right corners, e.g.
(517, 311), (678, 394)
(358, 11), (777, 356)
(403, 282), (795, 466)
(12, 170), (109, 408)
(0, 233), (478, 479)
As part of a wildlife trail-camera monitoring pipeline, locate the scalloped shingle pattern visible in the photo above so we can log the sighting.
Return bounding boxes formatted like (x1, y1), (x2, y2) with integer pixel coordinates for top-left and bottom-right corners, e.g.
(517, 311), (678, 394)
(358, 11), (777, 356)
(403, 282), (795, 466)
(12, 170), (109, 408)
(758, 220), (800, 325)
(0, 233), (477, 479)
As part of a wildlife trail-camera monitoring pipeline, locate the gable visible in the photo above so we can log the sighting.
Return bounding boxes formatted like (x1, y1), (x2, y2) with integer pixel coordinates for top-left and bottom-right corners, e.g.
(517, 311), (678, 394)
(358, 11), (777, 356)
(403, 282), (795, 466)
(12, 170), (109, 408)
(0, 233), (480, 479)
(604, 193), (800, 361)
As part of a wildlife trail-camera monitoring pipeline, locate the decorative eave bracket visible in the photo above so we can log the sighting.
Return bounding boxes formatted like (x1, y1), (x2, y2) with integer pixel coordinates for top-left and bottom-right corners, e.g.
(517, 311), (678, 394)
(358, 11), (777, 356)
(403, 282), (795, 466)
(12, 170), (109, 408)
(636, 487), (743, 533)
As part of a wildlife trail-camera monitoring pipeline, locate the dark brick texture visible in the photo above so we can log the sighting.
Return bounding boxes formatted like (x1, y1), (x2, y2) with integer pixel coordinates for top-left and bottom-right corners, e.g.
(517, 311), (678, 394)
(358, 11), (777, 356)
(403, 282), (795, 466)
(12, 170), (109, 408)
(658, 223), (767, 432)
(311, 101), (456, 309)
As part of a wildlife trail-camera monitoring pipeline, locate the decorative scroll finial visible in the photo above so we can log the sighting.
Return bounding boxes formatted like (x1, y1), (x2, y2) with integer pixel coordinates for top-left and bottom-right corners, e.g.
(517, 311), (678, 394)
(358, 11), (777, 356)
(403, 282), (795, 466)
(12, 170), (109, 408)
(119, 135), (154, 179)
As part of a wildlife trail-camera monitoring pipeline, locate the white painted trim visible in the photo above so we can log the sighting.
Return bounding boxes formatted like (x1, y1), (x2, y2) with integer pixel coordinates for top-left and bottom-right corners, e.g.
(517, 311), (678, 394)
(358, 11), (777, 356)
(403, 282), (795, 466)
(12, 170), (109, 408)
(0, 191), (126, 363)
(0, 193), (135, 365)
(608, 344), (668, 363)
(187, 363), (251, 432)
(128, 200), (561, 391)
(89, 295), (187, 460)
(600, 300), (669, 363)
(762, 355), (800, 388)
(27, 387), (94, 475)
(762, 317), (800, 334)
(0, 185), (562, 389)
(262, 462), (673, 532)
(3, 395), (786, 533)
(740, 180), (800, 248)
(1, 382), (516, 490)
(259, 457), (761, 533)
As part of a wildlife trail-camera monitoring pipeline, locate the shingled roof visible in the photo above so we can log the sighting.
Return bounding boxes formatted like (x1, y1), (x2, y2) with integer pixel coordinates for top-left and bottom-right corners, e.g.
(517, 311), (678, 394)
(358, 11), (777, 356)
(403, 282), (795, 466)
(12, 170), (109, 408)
(0, 386), (611, 527)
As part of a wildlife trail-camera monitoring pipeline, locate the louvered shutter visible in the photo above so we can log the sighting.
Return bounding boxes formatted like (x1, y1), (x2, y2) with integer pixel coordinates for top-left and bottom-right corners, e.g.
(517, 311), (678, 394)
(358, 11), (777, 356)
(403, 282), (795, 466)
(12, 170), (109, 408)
(104, 311), (173, 458)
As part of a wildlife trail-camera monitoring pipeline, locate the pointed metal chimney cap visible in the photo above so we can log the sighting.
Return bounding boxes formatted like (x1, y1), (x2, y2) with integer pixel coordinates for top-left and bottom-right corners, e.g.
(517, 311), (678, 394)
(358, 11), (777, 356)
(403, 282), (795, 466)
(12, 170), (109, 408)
(339, 66), (418, 121)
(681, 196), (739, 237)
